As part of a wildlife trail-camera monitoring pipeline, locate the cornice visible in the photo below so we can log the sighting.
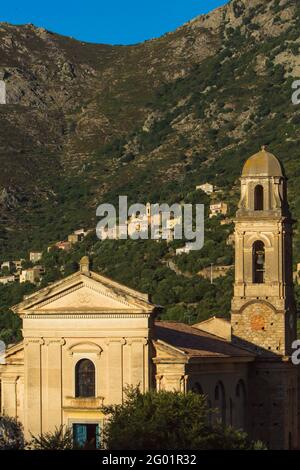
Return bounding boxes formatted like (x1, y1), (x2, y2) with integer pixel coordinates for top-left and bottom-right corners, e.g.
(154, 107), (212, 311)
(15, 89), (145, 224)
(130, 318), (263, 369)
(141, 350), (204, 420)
(21, 312), (152, 319)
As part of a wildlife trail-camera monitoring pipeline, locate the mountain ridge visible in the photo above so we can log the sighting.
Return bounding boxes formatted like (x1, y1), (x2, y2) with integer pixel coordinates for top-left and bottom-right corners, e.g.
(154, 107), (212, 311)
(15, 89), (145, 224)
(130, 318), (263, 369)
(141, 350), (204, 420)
(0, 0), (300, 259)
(2, 0), (300, 343)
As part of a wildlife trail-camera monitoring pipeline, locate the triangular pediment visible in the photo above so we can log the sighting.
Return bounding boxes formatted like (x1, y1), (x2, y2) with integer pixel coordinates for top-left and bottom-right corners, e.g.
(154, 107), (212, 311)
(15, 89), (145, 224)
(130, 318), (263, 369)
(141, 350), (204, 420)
(153, 339), (188, 361)
(13, 271), (155, 315)
(0, 341), (24, 366)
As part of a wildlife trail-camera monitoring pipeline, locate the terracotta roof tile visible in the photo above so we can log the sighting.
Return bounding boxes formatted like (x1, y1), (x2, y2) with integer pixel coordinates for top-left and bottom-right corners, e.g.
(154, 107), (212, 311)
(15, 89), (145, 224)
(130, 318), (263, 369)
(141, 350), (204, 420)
(154, 321), (254, 359)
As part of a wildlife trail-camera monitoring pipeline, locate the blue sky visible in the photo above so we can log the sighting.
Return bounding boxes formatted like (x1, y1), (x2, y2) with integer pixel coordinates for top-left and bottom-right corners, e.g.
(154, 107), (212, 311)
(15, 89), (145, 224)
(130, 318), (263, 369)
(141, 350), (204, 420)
(0, 0), (227, 45)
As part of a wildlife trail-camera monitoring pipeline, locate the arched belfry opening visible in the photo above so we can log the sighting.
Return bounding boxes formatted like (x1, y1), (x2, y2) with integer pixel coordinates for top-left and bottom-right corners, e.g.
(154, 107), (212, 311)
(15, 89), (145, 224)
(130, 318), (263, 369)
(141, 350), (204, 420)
(253, 241), (265, 284)
(254, 185), (264, 211)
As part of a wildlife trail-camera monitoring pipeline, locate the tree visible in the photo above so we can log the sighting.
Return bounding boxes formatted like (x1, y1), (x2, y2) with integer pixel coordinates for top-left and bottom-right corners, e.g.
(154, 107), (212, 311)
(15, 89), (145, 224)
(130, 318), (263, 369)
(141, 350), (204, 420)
(0, 415), (25, 450)
(21, 260), (34, 270)
(30, 425), (73, 450)
(101, 388), (266, 450)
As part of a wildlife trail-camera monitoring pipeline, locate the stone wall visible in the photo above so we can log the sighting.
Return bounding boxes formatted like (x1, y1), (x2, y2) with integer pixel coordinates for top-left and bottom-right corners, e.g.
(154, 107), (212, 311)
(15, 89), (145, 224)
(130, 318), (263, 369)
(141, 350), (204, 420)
(232, 301), (287, 355)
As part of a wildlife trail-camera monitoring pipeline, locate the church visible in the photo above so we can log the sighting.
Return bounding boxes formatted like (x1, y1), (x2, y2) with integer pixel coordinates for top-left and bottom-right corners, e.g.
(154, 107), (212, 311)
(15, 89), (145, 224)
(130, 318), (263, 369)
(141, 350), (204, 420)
(0, 147), (299, 450)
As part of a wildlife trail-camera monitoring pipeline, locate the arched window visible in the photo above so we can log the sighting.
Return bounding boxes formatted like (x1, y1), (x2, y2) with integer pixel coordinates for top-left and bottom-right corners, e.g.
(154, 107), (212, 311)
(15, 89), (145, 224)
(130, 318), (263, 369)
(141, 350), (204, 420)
(207, 399), (213, 427)
(236, 380), (246, 400)
(75, 359), (95, 398)
(215, 381), (226, 425)
(229, 398), (233, 426)
(235, 380), (247, 430)
(253, 241), (265, 284)
(192, 382), (204, 395)
(254, 185), (264, 211)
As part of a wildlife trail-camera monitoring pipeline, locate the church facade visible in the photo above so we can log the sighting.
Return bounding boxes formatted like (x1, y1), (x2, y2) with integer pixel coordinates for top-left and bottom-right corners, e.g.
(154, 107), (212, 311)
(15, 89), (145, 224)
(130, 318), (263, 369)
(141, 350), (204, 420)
(0, 148), (299, 450)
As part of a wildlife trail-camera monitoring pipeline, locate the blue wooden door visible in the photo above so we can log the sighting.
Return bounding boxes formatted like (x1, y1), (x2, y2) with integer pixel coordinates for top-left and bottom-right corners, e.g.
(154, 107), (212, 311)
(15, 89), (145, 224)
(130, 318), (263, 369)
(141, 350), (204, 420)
(73, 423), (100, 449)
(73, 424), (87, 448)
(96, 424), (100, 449)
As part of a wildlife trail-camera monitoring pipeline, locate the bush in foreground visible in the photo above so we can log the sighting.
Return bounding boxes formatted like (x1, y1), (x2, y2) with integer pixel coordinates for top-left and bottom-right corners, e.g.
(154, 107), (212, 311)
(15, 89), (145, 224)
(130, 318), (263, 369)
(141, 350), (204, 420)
(0, 415), (25, 450)
(30, 425), (73, 450)
(101, 388), (266, 450)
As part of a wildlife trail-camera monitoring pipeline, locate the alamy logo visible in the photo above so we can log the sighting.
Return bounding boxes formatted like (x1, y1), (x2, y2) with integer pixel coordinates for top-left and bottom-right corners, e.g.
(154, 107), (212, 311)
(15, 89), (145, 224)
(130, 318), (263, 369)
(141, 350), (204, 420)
(96, 196), (205, 251)
(292, 80), (300, 105)
(0, 340), (6, 364)
(0, 80), (6, 105)
(291, 340), (300, 365)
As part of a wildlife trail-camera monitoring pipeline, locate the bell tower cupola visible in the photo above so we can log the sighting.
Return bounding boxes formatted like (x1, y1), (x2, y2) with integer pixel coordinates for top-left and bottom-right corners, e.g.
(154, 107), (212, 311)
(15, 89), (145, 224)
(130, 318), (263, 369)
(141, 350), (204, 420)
(238, 145), (288, 215)
(231, 147), (296, 356)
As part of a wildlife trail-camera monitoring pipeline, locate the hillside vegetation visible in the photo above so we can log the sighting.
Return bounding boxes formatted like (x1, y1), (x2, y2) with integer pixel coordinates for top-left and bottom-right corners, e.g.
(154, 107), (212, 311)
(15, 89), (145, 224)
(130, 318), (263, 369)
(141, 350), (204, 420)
(1, 0), (300, 342)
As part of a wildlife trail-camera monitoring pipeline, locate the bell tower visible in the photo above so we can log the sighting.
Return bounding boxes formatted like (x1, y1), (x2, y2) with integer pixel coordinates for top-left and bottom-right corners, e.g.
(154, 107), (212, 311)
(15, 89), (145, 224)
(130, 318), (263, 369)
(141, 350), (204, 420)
(231, 147), (296, 356)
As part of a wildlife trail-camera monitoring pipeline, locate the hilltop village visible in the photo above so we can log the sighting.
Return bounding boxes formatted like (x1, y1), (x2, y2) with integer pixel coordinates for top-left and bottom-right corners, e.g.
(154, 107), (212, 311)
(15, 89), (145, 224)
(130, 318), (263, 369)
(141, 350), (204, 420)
(0, 184), (233, 287)
(2, 180), (300, 291)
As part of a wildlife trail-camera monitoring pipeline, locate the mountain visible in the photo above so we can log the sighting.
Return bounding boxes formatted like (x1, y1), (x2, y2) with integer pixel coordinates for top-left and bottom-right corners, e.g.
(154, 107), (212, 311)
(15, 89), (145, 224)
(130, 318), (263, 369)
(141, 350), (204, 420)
(0, 7), (222, 255)
(0, 0), (299, 258)
(2, 0), (300, 342)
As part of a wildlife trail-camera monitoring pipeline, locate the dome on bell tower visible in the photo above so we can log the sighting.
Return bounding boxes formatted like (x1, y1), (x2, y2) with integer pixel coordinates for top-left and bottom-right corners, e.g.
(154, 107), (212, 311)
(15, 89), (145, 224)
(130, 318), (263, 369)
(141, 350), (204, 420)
(242, 146), (283, 178)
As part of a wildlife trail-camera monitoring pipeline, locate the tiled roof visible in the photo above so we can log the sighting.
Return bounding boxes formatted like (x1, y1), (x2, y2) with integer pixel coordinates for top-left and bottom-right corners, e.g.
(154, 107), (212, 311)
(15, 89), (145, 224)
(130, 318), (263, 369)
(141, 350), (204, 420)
(154, 321), (255, 359)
